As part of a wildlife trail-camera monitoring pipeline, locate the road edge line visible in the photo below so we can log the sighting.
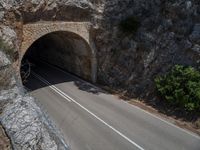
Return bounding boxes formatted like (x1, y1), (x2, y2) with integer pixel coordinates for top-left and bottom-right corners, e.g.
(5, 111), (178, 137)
(42, 62), (200, 139)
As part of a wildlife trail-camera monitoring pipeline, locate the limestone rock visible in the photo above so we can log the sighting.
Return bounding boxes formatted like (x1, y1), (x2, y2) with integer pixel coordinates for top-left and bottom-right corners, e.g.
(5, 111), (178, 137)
(190, 24), (200, 44)
(0, 11), (4, 21)
(0, 50), (10, 67)
(0, 26), (17, 48)
(0, 88), (68, 150)
(192, 44), (200, 53)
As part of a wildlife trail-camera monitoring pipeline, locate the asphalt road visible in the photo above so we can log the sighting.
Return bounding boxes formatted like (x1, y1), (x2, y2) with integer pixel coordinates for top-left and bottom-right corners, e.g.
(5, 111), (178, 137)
(25, 62), (200, 150)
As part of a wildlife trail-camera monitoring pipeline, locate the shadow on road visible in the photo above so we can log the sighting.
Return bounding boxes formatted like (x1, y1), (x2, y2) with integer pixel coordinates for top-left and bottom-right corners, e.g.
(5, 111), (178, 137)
(23, 61), (106, 96)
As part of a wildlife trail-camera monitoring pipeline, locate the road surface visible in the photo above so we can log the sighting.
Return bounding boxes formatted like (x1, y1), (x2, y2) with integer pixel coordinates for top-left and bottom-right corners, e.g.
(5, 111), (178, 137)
(24, 62), (200, 150)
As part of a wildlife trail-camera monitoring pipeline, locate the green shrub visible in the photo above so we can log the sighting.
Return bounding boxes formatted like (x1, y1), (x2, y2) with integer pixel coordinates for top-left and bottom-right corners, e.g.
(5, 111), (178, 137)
(119, 16), (140, 34)
(0, 38), (14, 61)
(155, 65), (200, 111)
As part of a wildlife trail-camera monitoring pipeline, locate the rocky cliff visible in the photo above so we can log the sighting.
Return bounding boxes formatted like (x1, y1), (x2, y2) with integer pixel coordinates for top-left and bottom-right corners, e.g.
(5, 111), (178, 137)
(0, 0), (199, 149)
(96, 0), (200, 99)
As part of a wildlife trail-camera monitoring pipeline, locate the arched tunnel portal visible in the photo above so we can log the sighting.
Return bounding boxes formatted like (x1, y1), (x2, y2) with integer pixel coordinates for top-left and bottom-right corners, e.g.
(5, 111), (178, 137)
(19, 22), (97, 85)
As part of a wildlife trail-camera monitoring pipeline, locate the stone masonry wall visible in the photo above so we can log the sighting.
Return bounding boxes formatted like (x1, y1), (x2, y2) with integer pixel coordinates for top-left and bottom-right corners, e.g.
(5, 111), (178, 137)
(21, 22), (97, 82)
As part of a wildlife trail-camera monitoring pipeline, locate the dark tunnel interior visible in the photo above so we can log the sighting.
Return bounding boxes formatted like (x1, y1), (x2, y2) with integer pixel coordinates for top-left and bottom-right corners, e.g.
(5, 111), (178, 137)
(20, 31), (93, 85)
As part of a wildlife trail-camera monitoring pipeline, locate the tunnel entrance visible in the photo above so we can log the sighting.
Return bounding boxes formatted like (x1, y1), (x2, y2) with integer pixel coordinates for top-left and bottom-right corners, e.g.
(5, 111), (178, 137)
(20, 31), (95, 85)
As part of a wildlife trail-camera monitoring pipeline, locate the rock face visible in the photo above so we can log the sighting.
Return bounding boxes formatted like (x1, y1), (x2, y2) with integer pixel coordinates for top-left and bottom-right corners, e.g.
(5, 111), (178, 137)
(0, 0), (199, 149)
(0, 49), (68, 149)
(0, 88), (68, 150)
(96, 0), (200, 99)
(0, 16), (68, 149)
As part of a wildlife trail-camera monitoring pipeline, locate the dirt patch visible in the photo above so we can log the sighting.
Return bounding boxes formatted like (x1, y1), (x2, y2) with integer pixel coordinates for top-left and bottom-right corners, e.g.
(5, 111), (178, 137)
(0, 98), (12, 150)
(0, 125), (11, 150)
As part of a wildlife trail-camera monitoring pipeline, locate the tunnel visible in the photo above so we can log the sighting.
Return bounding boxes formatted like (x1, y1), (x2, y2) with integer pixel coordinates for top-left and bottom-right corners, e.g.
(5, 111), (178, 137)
(20, 31), (95, 85)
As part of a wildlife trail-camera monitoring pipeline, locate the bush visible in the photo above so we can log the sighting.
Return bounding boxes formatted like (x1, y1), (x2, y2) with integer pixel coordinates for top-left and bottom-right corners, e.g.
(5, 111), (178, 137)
(155, 65), (200, 111)
(119, 16), (140, 34)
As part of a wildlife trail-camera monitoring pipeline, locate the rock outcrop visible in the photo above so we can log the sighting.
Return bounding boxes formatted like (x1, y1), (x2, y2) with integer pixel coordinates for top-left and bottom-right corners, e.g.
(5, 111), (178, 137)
(96, 0), (200, 99)
(0, 87), (68, 150)
(0, 45), (68, 149)
(0, 5), (70, 148)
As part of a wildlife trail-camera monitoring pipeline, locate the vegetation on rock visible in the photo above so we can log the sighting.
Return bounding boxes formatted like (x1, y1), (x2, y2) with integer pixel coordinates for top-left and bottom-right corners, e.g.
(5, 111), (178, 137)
(155, 65), (200, 112)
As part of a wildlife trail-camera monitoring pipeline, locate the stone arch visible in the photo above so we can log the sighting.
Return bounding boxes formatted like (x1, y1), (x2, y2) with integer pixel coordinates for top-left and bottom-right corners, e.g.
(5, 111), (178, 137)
(20, 22), (97, 82)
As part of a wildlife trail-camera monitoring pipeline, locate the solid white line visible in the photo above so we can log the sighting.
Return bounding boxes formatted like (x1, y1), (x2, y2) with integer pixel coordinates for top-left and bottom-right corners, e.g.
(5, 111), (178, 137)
(123, 100), (200, 139)
(42, 62), (200, 139)
(70, 96), (145, 150)
(41, 61), (95, 86)
(32, 71), (145, 150)
(32, 71), (71, 102)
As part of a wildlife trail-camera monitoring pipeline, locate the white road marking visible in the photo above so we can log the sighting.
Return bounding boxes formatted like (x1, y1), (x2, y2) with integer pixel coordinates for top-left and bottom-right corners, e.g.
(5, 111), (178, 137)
(42, 62), (200, 140)
(124, 101), (200, 139)
(32, 71), (145, 150)
(32, 71), (71, 102)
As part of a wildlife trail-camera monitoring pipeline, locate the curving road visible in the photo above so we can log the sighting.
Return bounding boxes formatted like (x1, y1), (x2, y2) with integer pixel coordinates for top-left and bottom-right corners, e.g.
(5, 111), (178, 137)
(25, 62), (200, 150)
